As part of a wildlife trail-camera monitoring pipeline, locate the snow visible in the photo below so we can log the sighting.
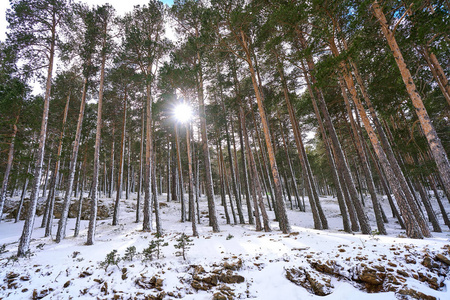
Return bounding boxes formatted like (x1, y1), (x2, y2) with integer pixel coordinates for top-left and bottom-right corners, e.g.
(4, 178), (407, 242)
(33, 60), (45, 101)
(1, 192), (449, 299)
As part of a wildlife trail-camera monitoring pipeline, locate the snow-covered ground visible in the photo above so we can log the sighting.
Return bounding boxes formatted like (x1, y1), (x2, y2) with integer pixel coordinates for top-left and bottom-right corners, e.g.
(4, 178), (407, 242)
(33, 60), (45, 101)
(1, 192), (449, 299)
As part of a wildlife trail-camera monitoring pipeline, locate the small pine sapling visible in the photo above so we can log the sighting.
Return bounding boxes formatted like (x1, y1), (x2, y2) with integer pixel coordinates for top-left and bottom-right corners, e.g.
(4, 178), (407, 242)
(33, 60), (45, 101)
(142, 241), (157, 261)
(174, 233), (193, 260)
(99, 250), (121, 271)
(123, 246), (137, 261)
(226, 234), (234, 240)
(154, 237), (168, 259)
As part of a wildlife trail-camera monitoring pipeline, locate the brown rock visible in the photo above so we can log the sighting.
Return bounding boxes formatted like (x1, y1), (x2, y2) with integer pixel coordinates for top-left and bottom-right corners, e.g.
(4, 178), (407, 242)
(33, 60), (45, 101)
(213, 292), (228, 300)
(223, 258), (242, 270)
(218, 272), (245, 284)
(397, 287), (436, 300)
(359, 267), (385, 285)
(193, 273), (218, 286)
(435, 254), (450, 266)
(285, 267), (333, 296)
(191, 280), (211, 291)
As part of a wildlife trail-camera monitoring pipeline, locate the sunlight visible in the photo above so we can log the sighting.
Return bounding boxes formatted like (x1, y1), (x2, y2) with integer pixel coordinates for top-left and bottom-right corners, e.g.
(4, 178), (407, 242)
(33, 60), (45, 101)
(174, 102), (192, 123)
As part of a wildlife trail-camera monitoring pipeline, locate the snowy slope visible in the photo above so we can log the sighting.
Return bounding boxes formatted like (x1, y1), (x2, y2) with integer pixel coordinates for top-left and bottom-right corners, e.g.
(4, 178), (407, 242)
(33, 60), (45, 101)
(1, 193), (449, 299)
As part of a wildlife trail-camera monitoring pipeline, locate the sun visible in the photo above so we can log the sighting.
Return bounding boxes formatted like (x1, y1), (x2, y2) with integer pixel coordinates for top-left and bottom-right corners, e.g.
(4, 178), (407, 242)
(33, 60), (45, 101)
(174, 102), (193, 123)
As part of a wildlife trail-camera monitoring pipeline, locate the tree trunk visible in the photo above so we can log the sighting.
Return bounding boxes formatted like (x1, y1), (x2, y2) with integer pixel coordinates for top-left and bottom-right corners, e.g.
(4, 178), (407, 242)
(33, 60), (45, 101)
(136, 109), (144, 223)
(175, 123), (186, 222)
(186, 123), (198, 236)
(18, 16), (56, 256)
(217, 139), (231, 225)
(109, 125), (115, 198)
(16, 152), (34, 223)
(197, 50), (220, 232)
(0, 115), (19, 220)
(113, 90), (127, 226)
(87, 19), (107, 245)
(220, 145), (237, 225)
(143, 83), (154, 233)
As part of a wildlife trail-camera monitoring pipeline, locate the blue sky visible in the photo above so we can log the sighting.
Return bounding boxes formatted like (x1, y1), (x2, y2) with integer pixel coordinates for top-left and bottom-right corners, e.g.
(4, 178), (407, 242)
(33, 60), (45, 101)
(0, 0), (174, 41)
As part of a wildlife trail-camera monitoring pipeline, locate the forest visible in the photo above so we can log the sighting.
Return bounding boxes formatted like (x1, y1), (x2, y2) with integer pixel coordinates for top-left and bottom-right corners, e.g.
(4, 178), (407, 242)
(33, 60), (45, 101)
(0, 0), (449, 299)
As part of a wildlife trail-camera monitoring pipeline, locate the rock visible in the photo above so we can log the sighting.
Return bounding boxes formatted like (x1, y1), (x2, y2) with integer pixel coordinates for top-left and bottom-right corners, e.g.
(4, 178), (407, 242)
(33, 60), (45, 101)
(213, 292), (228, 300)
(285, 267), (334, 296)
(79, 270), (93, 278)
(223, 258), (242, 271)
(218, 272), (245, 284)
(32, 288), (53, 300)
(193, 273), (218, 286)
(435, 254), (450, 266)
(359, 267), (385, 285)
(422, 256), (439, 269)
(63, 281), (71, 288)
(135, 276), (164, 290)
(191, 280), (211, 291)
(310, 260), (338, 276)
(397, 287), (437, 300)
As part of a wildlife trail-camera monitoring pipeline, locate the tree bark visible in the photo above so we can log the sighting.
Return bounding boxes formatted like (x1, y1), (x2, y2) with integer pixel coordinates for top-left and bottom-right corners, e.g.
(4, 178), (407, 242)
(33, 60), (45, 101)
(186, 122), (198, 236)
(197, 50), (220, 232)
(0, 115), (19, 221)
(87, 17), (108, 245)
(18, 14), (56, 256)
(113, 90), (127, 226)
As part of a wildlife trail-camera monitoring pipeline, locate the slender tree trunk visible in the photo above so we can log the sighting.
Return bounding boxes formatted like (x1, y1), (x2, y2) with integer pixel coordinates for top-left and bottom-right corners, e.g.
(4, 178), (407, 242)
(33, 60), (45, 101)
(186, 123), (198, 236)
(175, 123), (186, 222)
(143, 83), (154, 232)
(373, 0), (450, 202)
(166, 136), (171, 203)
(0, 115), (19, 220)
(220, 145), (237, 225)
(18, 16), (56, 256)
(16, 153), (34, 223)
(41, 153), (52, 199)
(217, 140), (231, 225)
(113, 91), (127, 226)
(74, 161), (85, 237)
(87, 19), (107, 245)
(136, 109), (144, 223)
(197, 50), (220, 232)
(109, 125), (115, 198)
(126, 136), (131, 200)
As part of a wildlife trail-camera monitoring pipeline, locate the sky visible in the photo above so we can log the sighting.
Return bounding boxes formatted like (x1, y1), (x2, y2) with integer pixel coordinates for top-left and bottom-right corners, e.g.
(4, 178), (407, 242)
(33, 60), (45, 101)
(0, 0), (174, 41)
